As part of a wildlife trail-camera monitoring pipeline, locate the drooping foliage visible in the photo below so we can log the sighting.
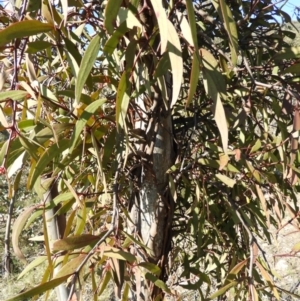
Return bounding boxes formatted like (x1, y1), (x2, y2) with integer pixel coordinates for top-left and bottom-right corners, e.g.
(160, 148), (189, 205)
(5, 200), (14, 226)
(1, 0), (300, 300)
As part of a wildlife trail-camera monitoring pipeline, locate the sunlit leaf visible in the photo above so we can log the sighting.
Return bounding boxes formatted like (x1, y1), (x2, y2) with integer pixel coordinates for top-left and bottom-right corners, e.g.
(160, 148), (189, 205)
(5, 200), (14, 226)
(69, 98), (106, 153)
(18, 256), (48, 280)
(5, 274), (71, 301)
(0, 21), (53, 47)
(139, 262), (161, 276)
(0, 90), (28, 101)
(103, 247), (136, 263)
(52, 234), (100, 251)
(256, 261), (280, 300)
(216, 173), (236, 187)
(150, 0), (168, 54)
(29, 139), (71, 189)
(12, 206), (37, 263)
(201, 48), (228, 152)
(75, 34), (101, 105)
(104, 0), (123, 34)
(209, 281), (238, 299)
(145, 273), (171, 293)
(54, 254), (86, 278)
(274, 47), (300, 60)
(167, 20), (183, 108)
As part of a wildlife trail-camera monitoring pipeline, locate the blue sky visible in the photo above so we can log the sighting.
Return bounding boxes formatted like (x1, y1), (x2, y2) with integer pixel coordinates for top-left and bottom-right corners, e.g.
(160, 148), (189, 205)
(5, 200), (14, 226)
(280, 0), (299, 20)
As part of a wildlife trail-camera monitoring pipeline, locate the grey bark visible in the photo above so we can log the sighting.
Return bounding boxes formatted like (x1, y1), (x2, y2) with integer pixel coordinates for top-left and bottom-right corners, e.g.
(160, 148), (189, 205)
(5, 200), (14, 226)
(43, 180), (69, 301)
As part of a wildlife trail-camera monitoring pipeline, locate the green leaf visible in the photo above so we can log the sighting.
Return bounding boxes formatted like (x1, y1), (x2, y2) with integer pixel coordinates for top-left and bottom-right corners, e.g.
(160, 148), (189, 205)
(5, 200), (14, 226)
(103, 247), (136, 263)
(12, 206), (37, 264)
(292, 241), (300, 253)
(69, 98), (106, 153)
(54, 254), (87, 278)
(52, 234), (100, 251)
(216, 173), (236, 187)
(282, 63), (300, 75)
(121, 231), (153, 253)
(116, 71), (130, 130)
(18, 256), (47, 280)
(98, 271), (112, 296)
(29, 139), (70, 189)
(256, 261), (280, 300)
(145, 273), (171, 293)
(250, 139), (262, 154)
(225, 258), (248, 283)
(167, 20), (183, 108)
(103, 22), (130, 55)
(274, 47), (300, 60)
(0, 20), (53, 47)
(75, 34), (101, 105)
(212, 0), (238, 65)
(61, 0), (68, 26)
(5, 274), (71, 301)
(186, 52), (200, 107)
(26, 41), (52, 54)
(19, 134), (39, 161)
(185, 1), (198, 49)
(138, 262), (161, 276)
(118, 7), (142, 29)
(208, 281), (238, 299)
(104, 0), (123, 34)
(201, 48), (228, 152)
(0, 90), (28, 101)
(150, 0), (168, 54)
(154, 53), (171, 78)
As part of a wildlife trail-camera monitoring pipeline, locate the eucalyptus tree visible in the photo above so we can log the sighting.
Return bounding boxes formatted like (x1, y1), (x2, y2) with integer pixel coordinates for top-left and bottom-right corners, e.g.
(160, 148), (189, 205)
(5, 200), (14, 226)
(1, 0), (300, 301)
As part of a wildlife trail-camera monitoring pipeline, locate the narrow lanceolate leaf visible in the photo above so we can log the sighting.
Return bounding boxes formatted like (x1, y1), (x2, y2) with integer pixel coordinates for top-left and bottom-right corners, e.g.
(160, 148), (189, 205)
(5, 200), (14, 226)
(138, 262), (161, 276)
(18, 256), (47, 280)
(98, 271), (112, 296)
(211, 0), (238, 65)
(0, 20), (53, 47)
(274, 47), (300, 60)
(75, 34), (100, 105)
(256, 261), (280, 300)
(150, 0), (168, 54)
(216, 173), (236, 187)
(0, 90), (28, 101)
(54, 254), (87, 278)
(255, 184), (270, 227)
(103, 22), (129, 54)
(116, 72), (129, 130)
(145, 273), (171, 293)
(61, 0), (68, 26)
(104, 0), (123, 34)
(5, 274), (71, 301)
(118, 7), (142, 29)
(208, 281), (238, 299)
(201, 48), (228, 152)
(225, 258), (248, 283)
(186, 52), (200, 107)
(103, 247), (136, 263)
(12, 206), (37, 263)
(52, 234), (100, 251)
(29, 139), (70, 189)
(69, 98), (106, 153)
(185, 0), (199, 51)
(167, 20), (183, 108)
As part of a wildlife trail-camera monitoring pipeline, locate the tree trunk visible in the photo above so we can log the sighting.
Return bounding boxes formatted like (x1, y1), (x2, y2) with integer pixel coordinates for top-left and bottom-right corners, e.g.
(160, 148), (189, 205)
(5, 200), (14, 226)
(129, 81), (175, 300)
(43, 180), (69, 301)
